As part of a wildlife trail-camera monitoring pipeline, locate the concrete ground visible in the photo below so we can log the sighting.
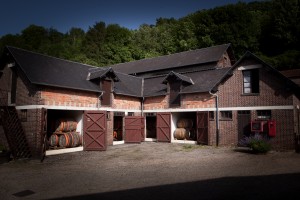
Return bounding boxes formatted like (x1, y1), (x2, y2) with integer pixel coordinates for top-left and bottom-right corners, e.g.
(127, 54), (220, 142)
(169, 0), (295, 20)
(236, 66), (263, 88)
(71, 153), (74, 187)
(0, 142), (300, 200)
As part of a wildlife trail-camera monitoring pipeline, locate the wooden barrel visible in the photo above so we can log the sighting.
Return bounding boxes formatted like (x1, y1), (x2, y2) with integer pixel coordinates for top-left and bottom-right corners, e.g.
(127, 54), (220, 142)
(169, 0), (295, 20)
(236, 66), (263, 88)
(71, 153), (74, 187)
(58, 132), (82, 148)
(174, 128), (189, 140)
(55, 120), (78, 132)
(59, 133), (73, 148)
(70, 132), (81, 147)
(177, 119), (193, 129)
(49, 134), (59, 147)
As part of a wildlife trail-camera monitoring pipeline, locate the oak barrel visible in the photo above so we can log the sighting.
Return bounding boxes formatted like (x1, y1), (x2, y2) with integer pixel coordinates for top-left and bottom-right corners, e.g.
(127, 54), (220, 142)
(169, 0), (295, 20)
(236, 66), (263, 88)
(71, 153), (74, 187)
(59, 133), (73, 148)
(177, 119), (193, 129)
(49, 134), (59, 147)
(55, 119), (78, 132)
(174, 128), (189, 140)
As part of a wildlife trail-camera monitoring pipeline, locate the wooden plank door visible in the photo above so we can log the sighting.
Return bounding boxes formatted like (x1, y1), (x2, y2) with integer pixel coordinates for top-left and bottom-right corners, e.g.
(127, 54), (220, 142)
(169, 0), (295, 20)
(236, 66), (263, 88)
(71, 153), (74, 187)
(83, 111), (107, 151)
(124, 116), (144, 143)
(237, 111), (251, 142)
(197, 112), (209, 145)
(156, 113), (171, 142)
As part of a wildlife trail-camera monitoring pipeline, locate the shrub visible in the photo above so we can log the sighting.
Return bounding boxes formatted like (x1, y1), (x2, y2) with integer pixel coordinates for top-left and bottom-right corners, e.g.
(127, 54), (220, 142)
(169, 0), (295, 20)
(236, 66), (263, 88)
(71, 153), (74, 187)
(239, 134), (271, 154)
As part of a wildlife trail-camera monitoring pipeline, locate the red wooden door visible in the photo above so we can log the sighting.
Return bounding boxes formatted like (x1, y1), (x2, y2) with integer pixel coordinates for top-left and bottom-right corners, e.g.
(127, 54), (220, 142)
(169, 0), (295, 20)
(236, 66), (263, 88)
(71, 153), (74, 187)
(156, 113), (171, 142)
(197, 112), (209, 145)
(124, 116), (145, 143)
(83, 111), (107, 151)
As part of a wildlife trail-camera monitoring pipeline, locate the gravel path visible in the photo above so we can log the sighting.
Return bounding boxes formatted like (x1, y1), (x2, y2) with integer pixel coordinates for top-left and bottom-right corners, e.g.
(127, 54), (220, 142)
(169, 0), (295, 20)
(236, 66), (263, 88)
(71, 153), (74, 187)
(1, 142), (300, 199)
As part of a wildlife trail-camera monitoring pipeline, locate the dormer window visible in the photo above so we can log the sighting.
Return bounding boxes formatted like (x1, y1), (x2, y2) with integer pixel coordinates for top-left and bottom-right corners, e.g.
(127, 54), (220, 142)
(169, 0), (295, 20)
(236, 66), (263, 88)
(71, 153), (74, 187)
(169, 80), (181, 107)
(101, 79), (112, 106)
(162, 71), (194, 108)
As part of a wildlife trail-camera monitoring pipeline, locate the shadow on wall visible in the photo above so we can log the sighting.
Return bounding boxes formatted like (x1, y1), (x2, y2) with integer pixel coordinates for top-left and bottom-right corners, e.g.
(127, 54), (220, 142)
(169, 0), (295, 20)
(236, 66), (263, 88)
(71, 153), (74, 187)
(49, 173), (300, 200)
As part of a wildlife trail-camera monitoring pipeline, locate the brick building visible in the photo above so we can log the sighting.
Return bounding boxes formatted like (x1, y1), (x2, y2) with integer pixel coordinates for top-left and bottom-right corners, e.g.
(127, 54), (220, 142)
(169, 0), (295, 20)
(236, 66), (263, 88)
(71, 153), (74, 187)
(0, 44), (299, 159)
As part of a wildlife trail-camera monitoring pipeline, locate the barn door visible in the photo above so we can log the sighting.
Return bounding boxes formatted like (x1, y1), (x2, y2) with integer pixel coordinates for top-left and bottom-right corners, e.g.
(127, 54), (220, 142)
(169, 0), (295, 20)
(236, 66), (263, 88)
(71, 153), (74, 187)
(197, 112), (209, 145)
(156, 113), (171, 142)
(124, 116), (145, 143)
(83, 111), (107, 151)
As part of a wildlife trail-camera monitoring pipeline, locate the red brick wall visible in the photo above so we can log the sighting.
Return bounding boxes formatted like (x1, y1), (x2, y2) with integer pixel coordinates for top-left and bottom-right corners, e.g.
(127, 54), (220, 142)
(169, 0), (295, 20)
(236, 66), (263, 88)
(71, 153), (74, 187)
(144, 96), (168, 110)
(182, 93), (215, 109)
(218, 59), (294, 108)
(41, 87), (99, 107)
(113, 94), (141, 110)
(18, 108), (43, 158)
(0, 66), (12, 105)
(215, 57), (296, 150)
(144, 93), (214, 110)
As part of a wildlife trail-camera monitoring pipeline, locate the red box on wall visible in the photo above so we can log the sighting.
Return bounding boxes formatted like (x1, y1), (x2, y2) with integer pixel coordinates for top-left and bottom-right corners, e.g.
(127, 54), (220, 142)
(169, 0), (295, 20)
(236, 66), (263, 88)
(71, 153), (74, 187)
(267, 120), (276, 137)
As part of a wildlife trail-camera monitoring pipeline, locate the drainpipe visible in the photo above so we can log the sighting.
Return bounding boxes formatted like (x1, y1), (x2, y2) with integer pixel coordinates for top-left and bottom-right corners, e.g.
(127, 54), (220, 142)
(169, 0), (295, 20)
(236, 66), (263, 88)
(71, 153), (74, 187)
(209, 89), (219, 147)
(141, 97), (145, 116)
(141, 78), (144, 117)
(98, 92), (104, 109)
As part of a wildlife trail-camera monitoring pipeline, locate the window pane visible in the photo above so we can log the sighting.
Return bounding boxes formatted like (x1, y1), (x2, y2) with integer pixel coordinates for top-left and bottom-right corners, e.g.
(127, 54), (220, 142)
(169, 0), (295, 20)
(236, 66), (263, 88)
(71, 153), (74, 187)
(244, 88), (251, 93)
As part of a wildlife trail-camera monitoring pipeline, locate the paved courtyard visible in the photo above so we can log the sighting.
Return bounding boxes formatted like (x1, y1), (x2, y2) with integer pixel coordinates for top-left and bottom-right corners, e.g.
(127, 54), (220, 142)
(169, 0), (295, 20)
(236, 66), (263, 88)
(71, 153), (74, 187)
(1, 142), (300, 199)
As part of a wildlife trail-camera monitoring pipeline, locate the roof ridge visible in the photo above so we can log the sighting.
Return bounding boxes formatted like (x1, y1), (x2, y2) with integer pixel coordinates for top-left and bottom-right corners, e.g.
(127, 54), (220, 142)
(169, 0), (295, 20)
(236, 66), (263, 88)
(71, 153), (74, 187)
(6, 46), (99, 69)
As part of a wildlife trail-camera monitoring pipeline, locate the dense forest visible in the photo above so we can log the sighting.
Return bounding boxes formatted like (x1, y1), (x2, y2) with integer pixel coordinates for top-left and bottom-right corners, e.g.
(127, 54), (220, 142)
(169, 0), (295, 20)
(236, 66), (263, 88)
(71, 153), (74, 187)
(0, 0), (299, 70)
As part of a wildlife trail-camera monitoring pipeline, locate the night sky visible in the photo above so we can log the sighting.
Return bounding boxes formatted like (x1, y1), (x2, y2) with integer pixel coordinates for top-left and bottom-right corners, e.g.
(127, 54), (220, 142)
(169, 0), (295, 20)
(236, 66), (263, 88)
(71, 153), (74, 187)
(0, 0), (259, 36)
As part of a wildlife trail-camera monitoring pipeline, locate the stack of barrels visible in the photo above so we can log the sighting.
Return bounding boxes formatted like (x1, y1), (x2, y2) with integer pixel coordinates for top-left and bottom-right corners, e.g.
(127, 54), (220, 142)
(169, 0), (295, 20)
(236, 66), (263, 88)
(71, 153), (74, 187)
(49, 119), (82, 148)
(174, 118), (193, 140)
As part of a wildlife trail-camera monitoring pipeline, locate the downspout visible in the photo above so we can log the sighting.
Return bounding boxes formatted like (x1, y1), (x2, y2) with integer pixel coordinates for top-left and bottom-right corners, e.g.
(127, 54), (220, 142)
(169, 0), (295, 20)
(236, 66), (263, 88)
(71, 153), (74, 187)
(141, 78), (145, 116)
(98, 92), (104, 109)
(209, 89), (219, 147)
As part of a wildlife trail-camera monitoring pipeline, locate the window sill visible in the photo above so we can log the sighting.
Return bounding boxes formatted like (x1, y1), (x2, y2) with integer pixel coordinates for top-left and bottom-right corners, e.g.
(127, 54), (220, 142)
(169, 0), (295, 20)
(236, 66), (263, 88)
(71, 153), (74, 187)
(241, 93), (259, 96)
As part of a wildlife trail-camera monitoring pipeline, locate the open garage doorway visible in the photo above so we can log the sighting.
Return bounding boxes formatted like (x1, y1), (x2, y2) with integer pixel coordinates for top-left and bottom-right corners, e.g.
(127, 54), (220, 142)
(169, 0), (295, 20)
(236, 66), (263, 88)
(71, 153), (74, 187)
(46, 109), (84, 155)
(145, 113), (157, 141)
(113, 112), (124, 142)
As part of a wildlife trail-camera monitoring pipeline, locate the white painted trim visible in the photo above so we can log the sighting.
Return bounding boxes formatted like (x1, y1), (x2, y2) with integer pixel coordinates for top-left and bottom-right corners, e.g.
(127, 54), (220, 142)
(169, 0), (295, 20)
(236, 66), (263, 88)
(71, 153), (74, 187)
(46, 147), (83, 156)
(15, 105), (295, 112)
(218, 105), (294, 111)
(238, 64), (263, 70)
(145, 138), (157, 142)
(113, 140), (125, 145)
(143, 108), (216, 113)
(172, 140), (197, 144)
(15, 105), (140, 112)
(143, 105), (294, 112)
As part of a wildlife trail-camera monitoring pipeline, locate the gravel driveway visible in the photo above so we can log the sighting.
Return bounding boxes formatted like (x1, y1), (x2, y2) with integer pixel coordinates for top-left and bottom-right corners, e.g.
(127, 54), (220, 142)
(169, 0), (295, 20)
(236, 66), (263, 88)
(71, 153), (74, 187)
(1, 142), (300, 200)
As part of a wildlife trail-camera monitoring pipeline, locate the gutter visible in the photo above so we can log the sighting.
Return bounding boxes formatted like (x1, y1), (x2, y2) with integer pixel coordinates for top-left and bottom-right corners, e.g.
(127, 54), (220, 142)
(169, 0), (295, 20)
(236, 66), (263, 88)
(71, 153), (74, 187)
(209, 89), (219, 147)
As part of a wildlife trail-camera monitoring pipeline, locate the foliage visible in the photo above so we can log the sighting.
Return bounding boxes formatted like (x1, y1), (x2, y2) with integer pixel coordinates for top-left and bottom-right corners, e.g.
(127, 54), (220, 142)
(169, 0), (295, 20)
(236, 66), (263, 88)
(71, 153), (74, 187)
(239, 134), (272, 154)
(0, 0), (299, 70)
(0, 144), (7, 152)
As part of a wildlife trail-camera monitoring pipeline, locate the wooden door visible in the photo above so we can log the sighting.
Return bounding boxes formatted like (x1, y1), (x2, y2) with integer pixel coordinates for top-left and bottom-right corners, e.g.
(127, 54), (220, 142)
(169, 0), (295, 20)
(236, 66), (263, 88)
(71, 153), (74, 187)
(156, 113), (171, 142)
(83, 111), (107, 151)
(124, 116), (144, 143)
(197, 112), (209, 145)
(237, 111), (251, 142)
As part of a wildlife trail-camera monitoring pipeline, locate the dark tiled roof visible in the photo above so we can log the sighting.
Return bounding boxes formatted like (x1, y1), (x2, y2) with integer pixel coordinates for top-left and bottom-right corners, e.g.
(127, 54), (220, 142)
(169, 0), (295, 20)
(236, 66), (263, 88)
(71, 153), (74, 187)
(87, 67), (120, 81)
(5, 46), (102, 93)
(143, 68), (230, 97)
(180, 68), (230, 94)
(110, 44), (231, 75)
(162, 71), (194, 85)
(86, 67), (143, 97)
(143, 76), (167, 97)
